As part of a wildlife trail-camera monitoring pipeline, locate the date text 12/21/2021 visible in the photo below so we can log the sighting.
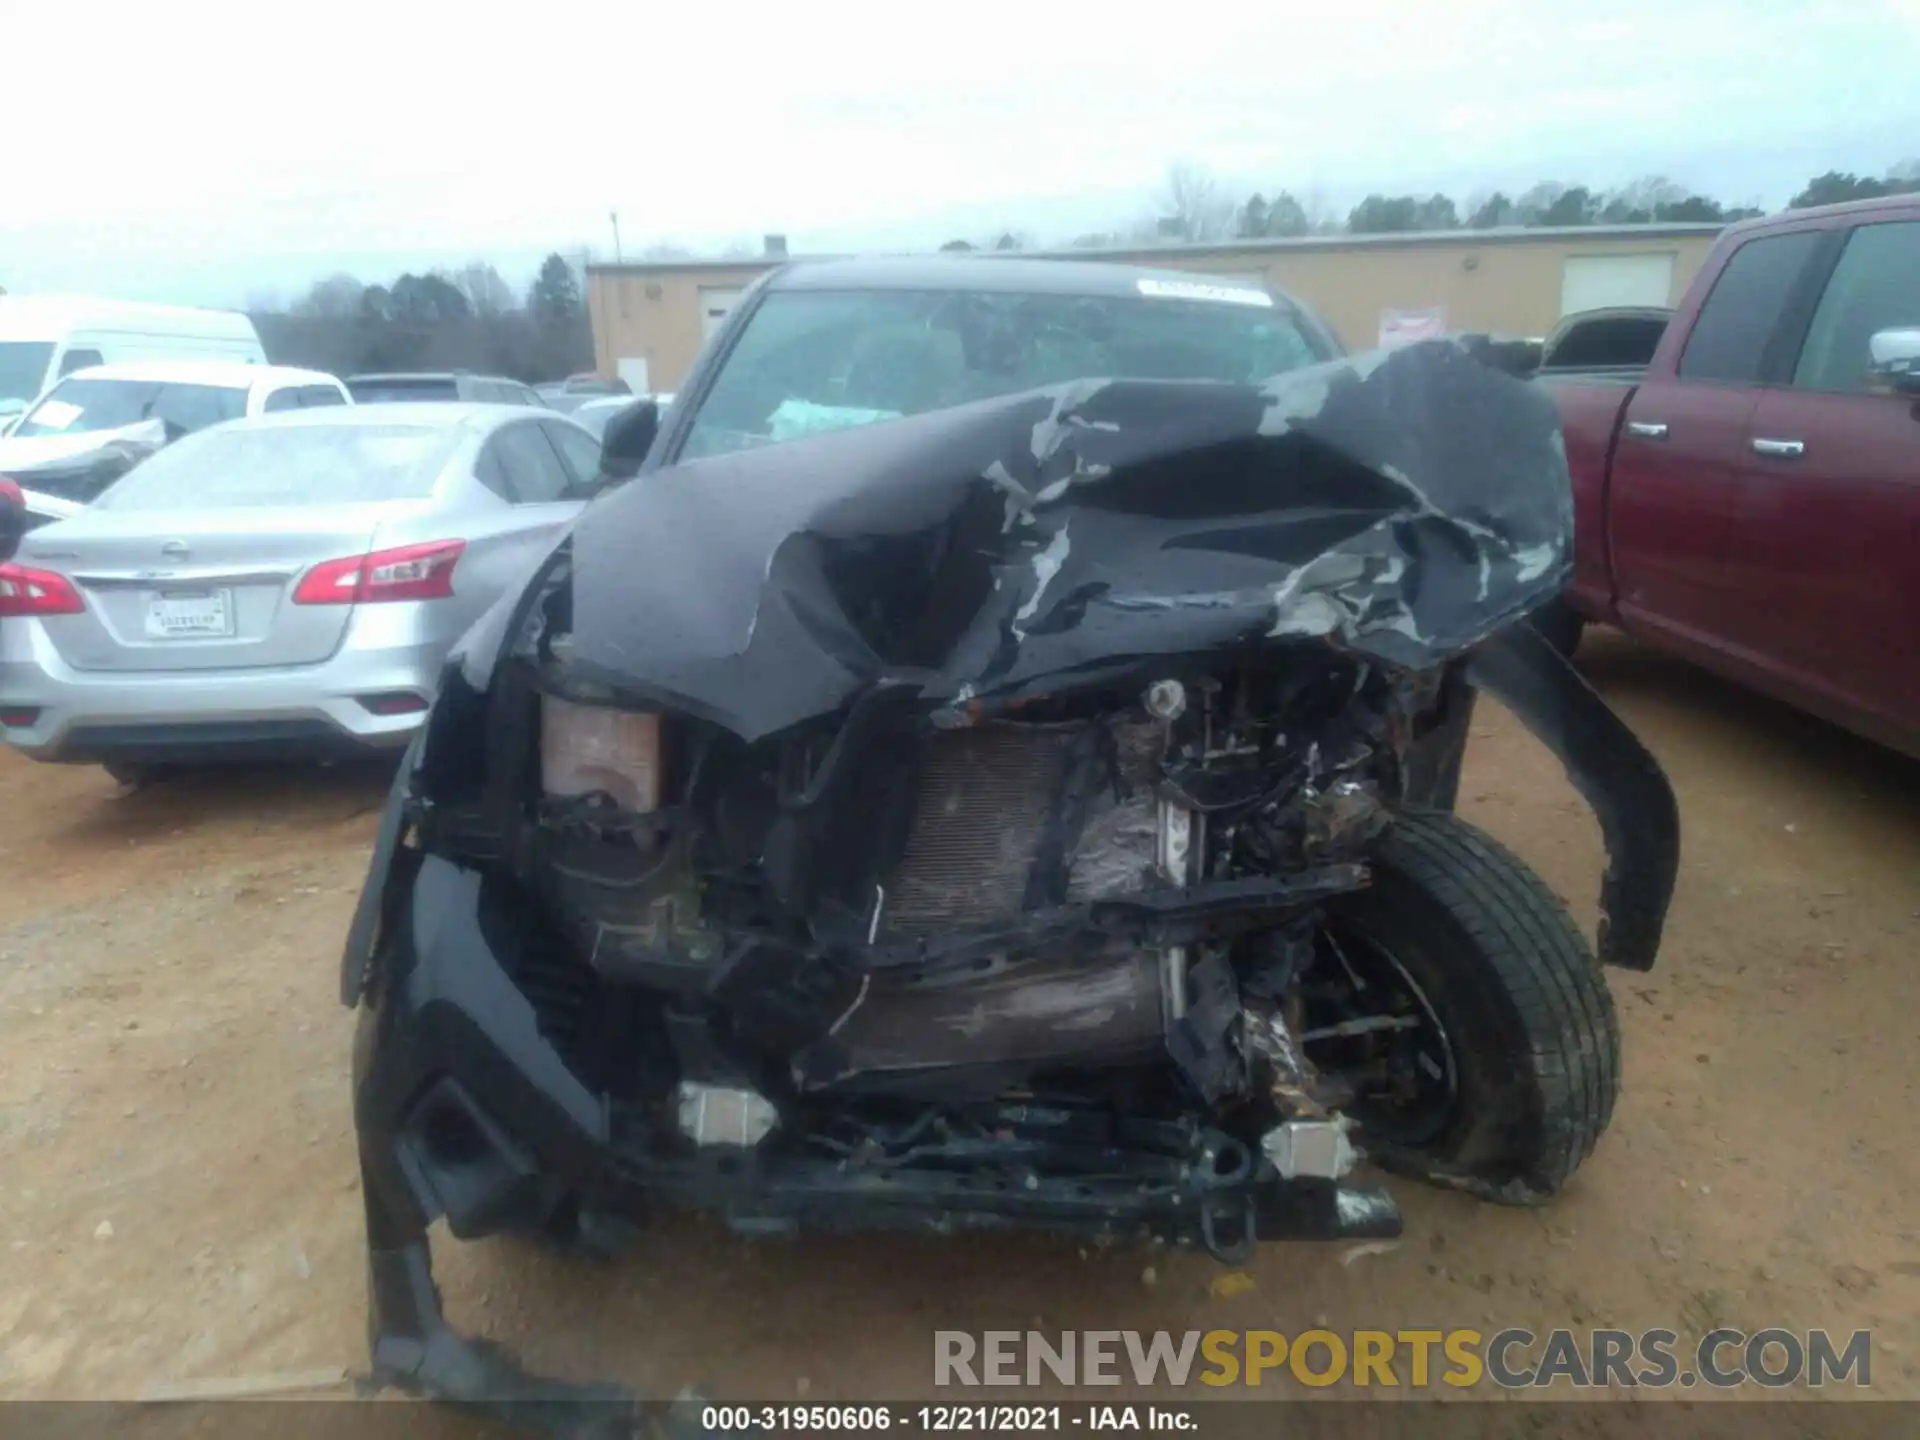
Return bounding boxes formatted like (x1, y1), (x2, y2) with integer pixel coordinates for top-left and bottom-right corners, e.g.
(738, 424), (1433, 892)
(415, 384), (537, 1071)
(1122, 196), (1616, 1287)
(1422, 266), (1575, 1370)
(701, 1407), (1197, 1433)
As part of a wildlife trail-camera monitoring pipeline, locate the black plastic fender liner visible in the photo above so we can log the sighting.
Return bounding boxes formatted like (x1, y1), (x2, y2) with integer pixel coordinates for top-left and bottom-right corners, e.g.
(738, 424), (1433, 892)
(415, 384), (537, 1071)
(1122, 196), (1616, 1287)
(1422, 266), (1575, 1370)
(341, 732), (424, 1007)
(363, 1235), (643, 1437)
(1400, 661), (1477, 812)
(364, 1228), (738, 1439)
(1465, 623), (1680, 972)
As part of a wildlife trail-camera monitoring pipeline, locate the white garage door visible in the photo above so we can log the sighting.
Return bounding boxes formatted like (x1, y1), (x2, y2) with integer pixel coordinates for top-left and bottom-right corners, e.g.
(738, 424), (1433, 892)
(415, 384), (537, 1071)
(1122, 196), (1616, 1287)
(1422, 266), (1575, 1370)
(1559, 253), (1677, 317)
(699, 286), (747, 339)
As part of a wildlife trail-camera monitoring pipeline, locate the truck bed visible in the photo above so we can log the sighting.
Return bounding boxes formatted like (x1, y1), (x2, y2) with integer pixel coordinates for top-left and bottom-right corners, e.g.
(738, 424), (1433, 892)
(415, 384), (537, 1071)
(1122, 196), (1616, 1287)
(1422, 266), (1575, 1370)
(1532, 308), (1673, 622)
(1538, 375), (1637, 619)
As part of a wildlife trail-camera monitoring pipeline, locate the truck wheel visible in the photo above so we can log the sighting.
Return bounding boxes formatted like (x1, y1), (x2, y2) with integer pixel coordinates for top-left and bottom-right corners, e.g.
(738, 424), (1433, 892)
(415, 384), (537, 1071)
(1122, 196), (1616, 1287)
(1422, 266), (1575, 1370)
(1307, 809), (1619, 1204)
(1528, 598), (1585, 659)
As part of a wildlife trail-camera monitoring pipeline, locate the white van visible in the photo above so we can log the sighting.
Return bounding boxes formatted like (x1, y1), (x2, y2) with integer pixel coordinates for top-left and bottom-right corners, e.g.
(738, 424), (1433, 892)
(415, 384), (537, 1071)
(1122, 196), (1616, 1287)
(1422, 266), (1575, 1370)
(0, 296), (266, 428)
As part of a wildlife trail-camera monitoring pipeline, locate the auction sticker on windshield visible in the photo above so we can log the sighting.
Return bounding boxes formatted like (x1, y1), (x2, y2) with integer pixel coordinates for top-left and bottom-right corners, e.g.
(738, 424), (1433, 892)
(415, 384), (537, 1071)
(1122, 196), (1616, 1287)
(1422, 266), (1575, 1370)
(1136, 278), (1273, 307)
(146, 588), (233, 638)
(27, 398), (81, 431)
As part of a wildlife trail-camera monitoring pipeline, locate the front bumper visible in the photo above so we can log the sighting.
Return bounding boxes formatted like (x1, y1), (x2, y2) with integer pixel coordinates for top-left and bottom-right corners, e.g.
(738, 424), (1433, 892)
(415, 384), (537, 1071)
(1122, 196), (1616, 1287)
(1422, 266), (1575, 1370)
(352, 852), (651, 1434)
(350, 851), (1402, 1428)
(0, 623), (441, 763)
(353, 856), (611, 1251)
(354, 853), (1405, 1247)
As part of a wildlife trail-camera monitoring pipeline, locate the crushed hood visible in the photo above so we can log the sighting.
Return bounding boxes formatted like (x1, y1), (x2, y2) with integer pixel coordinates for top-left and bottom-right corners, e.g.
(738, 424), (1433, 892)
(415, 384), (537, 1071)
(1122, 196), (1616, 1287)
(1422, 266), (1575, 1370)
(561, 337), (1573, 743)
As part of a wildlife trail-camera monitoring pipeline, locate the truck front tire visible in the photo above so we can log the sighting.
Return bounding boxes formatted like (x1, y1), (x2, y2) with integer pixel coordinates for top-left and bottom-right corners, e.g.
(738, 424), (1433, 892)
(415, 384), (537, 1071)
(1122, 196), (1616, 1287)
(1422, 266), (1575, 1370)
(1321, 809), (1620, 1204)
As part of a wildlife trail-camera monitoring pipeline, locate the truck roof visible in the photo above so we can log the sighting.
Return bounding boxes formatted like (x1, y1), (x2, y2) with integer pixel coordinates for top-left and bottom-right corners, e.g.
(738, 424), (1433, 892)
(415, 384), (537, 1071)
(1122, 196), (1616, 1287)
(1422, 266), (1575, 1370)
(345, 371), (523, 384)
(0, 295), (258, 341)
(763, 255), (1282, 304)
(232, 402), (538, 430)
(60, 360), (333, 389)
(1723, 191), (1920, 240)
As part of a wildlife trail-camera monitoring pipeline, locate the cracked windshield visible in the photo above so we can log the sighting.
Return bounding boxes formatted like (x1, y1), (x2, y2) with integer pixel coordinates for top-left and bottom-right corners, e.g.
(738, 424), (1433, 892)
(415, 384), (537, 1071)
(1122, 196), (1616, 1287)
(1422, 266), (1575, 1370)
(1, 1), (1917, 1432)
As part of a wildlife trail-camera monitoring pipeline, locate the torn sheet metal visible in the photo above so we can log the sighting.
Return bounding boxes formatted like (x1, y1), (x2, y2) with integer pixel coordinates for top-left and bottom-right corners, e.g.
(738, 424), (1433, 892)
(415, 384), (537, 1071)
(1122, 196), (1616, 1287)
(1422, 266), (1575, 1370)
(559, 337), (1573, 743)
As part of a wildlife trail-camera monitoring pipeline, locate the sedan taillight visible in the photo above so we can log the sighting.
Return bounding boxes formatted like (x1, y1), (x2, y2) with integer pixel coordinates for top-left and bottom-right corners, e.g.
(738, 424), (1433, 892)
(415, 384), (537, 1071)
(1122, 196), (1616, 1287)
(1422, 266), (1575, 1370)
(0, 562), (84, 617)
(293, 540), (466, 606)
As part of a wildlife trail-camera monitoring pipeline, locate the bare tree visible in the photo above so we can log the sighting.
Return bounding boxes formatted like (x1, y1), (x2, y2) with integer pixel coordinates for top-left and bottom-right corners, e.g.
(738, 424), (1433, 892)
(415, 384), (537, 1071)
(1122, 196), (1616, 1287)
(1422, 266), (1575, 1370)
(1158, 161), (1233, 242)
(1465, 190), (1520, 228)
(1515, 181), (1571, 225)
(458, 262), (514, 317)
(1612, 176), (1687, 216)
(1295, 187), (1344, 235)
(295, 273), (366, 319)
(1236, 191), (1312, 238)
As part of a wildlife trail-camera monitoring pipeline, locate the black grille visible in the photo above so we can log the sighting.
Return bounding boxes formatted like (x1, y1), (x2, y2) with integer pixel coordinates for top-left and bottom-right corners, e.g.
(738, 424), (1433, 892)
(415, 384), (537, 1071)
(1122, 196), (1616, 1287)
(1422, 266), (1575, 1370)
(515, 946), (598, 1071)
(479, 880), (601, 1083)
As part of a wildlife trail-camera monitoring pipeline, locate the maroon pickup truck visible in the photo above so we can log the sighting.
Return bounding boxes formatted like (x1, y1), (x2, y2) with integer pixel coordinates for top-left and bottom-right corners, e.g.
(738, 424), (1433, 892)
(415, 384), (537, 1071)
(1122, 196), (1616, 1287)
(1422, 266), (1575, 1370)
(1539, 194), (1920, 759)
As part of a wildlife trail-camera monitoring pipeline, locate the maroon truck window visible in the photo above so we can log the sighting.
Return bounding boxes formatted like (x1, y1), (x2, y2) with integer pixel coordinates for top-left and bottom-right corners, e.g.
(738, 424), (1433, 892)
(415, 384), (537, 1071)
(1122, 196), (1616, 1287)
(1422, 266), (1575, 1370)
(1679, 230), (1823, 384)
(1790, 221), (1920, 393)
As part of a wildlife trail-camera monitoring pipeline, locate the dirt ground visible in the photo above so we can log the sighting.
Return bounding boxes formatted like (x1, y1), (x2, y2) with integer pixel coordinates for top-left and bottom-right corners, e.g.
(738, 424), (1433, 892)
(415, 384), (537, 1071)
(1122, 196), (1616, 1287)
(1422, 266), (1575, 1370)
(1, 630), (1916, 1405)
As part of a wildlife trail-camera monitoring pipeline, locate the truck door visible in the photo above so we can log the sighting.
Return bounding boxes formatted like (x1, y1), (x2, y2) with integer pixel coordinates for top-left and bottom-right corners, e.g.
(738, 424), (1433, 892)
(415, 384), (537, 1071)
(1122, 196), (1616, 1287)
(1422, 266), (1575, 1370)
(1608, 229), (1826, 654)
(1729, 217), (1920, 744)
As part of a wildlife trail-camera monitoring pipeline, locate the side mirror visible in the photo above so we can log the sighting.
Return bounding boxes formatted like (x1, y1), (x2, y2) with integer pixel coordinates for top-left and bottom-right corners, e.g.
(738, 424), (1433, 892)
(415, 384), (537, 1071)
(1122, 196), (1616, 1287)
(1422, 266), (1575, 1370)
(1867, 328), (1920, 397)
(0, 478), (26, 565)
(599, 398), (661, 481)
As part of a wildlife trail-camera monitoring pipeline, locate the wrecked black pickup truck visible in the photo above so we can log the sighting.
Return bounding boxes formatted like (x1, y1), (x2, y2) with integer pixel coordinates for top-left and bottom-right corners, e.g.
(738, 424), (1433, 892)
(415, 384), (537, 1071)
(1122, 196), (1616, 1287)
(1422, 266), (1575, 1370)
(339, 258), (1679, 1430)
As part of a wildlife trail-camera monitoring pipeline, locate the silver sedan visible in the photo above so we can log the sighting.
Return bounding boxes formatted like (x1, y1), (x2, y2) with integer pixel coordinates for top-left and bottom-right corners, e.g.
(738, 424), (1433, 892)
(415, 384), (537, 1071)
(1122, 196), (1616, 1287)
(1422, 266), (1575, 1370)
(0, 403), (602, 779)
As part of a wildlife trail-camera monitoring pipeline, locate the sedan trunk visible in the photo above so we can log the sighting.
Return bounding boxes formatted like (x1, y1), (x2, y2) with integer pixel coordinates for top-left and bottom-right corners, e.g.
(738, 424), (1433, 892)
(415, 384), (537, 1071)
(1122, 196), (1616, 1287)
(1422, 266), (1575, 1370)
(25, 503), (425, 673)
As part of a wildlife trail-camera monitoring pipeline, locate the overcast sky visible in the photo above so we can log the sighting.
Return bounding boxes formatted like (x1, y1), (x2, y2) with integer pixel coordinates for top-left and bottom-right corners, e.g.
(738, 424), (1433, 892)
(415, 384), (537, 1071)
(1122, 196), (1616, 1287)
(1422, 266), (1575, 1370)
(4, 0), (1917, 307)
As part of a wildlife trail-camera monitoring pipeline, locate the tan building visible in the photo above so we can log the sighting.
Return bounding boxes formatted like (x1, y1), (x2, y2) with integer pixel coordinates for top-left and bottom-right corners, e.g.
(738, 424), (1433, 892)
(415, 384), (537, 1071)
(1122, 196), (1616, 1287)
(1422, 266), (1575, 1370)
(586, 223), (1723, 393)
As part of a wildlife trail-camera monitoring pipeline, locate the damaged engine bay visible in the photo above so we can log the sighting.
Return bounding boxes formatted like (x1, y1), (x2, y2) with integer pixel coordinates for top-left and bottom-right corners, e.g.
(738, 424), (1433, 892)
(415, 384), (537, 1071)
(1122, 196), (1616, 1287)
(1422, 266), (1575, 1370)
(459, 631), (1424, 1250)
(341, 335), (1679, 1423)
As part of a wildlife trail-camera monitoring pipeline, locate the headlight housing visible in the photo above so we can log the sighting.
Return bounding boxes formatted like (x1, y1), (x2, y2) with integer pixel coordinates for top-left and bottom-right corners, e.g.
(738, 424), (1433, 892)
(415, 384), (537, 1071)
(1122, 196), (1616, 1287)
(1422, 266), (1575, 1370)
(540, 695), (662, 813)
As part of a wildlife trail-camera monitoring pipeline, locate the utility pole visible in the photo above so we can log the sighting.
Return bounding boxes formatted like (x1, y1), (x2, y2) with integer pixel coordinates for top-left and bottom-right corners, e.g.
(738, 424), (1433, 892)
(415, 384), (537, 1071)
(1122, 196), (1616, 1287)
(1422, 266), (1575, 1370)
(609, 211), (623, 264)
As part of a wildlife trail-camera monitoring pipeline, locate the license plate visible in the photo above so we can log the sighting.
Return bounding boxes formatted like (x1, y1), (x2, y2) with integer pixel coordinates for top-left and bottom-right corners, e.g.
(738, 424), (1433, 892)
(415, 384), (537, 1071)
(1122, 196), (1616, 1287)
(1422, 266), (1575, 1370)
(144, 588), (234, 639)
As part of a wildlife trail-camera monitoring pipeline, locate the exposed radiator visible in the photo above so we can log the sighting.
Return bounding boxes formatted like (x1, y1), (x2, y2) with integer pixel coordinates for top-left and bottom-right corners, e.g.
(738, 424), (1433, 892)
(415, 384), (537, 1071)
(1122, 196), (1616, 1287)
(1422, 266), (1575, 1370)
(879, 723), (1080, 937)
(879, 718), (1163, 938)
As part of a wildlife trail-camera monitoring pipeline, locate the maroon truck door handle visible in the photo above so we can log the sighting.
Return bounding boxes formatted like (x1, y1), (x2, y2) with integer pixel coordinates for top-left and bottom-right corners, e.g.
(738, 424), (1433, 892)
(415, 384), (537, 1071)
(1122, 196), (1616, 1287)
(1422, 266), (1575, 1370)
(1750, 437), (1806, 458)
(1625, 420), (1669, 441)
